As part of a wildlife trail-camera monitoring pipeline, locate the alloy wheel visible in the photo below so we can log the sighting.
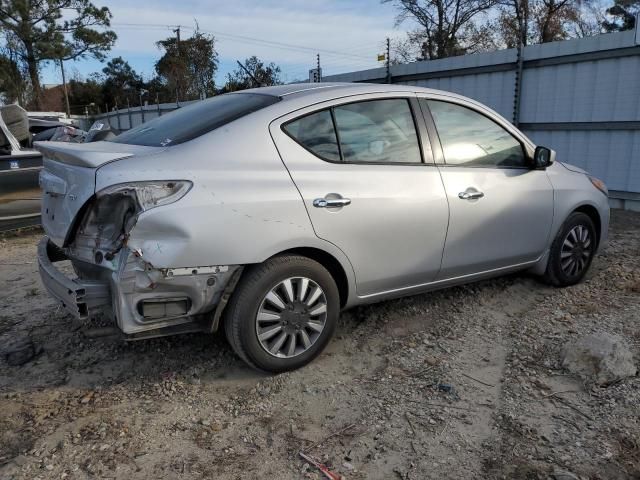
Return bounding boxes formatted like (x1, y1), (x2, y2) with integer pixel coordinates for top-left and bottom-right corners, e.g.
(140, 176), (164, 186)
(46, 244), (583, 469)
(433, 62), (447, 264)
(255, 277), (328, 358)
(560, 224), (593, 277)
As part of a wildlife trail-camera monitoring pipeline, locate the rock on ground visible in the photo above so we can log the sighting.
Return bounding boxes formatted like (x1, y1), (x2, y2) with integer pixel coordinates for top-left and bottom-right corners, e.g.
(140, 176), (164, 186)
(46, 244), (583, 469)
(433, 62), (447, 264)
(561, 333), (637, 386)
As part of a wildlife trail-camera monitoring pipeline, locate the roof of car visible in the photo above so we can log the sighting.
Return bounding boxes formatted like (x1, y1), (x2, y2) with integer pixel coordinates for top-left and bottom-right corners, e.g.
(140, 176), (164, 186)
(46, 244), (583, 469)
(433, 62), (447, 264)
(239, 82), (444, 100)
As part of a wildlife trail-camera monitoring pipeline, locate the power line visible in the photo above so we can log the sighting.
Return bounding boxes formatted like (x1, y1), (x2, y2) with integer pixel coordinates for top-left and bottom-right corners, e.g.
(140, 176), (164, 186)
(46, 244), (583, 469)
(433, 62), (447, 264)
(111, 22), (375, 61)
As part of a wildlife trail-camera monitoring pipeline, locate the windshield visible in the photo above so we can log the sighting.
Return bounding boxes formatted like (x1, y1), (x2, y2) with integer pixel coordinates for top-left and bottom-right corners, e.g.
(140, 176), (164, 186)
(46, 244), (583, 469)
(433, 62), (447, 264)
(109, 93), (280, 147)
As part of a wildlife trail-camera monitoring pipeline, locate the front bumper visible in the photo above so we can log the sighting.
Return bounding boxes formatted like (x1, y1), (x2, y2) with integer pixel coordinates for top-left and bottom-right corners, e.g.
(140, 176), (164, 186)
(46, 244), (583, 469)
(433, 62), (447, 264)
(37, 236), (240, 335)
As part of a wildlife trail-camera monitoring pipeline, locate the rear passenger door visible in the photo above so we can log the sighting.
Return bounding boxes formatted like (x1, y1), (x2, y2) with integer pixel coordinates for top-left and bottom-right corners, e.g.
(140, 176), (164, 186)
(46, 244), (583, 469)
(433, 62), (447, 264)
(270, 94), (449, 297)
(421, 98), (554, 279)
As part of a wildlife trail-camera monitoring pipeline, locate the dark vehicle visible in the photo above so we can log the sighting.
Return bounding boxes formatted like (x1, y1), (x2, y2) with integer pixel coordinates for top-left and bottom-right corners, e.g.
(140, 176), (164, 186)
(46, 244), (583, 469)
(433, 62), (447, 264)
(0, 107), (96, 231)
(0, 105), (42, 231)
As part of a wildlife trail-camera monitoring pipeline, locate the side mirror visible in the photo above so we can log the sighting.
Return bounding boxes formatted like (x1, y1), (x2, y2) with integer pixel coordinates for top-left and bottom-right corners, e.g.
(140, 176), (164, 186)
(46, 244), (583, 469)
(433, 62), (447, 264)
(533, 146), (555, 169)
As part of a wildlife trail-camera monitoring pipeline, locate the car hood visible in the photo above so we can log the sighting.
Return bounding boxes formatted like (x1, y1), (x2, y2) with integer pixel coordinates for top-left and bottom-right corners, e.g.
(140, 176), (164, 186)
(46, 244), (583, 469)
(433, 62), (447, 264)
(559, 161), (588, 175)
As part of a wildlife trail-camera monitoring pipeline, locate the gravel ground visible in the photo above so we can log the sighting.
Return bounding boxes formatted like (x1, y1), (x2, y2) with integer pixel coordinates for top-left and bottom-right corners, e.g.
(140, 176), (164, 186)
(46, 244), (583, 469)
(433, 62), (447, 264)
(0, 210), (638, 480)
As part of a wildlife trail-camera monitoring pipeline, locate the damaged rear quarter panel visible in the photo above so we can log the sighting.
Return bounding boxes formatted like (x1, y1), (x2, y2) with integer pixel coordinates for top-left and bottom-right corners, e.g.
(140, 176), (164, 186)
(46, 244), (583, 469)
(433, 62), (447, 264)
(95, 113), (320, 269)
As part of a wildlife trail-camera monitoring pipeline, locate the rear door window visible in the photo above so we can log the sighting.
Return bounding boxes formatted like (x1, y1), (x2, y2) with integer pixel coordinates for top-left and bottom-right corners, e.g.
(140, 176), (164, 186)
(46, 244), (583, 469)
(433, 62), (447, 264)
(333, 99), (421, 164)
(282, 110), (340, 161)
(110, 93), (280, 147)
(283, 98), (422, 164)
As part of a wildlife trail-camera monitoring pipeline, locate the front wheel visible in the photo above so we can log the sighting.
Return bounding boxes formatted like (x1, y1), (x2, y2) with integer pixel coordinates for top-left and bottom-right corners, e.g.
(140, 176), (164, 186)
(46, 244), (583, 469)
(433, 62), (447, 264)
(543, 212), (597, 287)
(223, 255), (340, 373)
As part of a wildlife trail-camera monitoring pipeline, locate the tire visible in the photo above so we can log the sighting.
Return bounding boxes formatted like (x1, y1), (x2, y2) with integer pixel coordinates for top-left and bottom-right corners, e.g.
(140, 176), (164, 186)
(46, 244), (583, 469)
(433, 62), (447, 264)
(543, 212), (597, 287)
(223, 255), (340, 373)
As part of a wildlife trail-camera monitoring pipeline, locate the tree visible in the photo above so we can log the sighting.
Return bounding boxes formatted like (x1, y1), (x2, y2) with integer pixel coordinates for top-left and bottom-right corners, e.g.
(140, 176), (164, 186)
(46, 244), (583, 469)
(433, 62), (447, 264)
(0, 0), (116, 109)
(223, 56), (282, 92)
(0, 34), (26, 104)
(536, 0), (580, 42)
(570, 2), (607, 37)
(602, 0), (639, 31)
(101, 56), (143, 107)
(67, 73), (103, 115)
(155, 29), (218, 101)
(496, 0), (530, 47)
(144, 76), (174, 105)
(383, 0), (497, 60)
(0, 54), (23, 104)
(495, 0), (601, 47)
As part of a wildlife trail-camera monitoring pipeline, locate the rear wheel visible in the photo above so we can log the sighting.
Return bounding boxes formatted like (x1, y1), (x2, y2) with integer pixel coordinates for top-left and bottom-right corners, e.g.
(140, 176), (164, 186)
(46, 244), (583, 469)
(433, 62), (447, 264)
(224, 255), (339, 372)
(543, 212), (596, 287)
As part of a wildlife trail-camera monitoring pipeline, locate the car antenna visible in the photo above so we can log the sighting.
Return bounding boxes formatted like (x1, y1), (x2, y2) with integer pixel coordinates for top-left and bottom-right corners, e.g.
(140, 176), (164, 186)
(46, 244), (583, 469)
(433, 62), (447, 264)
(236, 60), (263, 88)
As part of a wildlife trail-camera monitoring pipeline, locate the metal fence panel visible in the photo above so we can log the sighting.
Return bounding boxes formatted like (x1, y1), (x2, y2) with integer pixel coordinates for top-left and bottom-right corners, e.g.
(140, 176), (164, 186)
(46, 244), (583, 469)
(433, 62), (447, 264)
(89, 31), (640, 205)
(324, 30), (640, 204)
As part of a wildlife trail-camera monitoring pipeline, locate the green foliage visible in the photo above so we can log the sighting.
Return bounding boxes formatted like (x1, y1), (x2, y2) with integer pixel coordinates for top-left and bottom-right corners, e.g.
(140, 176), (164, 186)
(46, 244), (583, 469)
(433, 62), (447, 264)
(603, 0), (639, 31)
(67, 74), (103, 114)
(0, 0), (116, 107)
(0, 49), (24, 104)
(223, 56), (282, 92)
(101, 56), (143, 107)
(155, 29), (218, 101)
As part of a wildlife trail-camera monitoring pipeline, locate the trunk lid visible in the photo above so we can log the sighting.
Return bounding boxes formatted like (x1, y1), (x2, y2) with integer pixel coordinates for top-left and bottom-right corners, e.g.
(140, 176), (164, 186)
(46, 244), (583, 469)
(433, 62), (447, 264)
(35, 141), (161, 246)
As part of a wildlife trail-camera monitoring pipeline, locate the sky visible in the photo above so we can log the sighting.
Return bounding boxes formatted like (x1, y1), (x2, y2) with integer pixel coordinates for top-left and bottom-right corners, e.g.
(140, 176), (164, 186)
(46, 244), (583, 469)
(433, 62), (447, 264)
(41, 0), (409, 86)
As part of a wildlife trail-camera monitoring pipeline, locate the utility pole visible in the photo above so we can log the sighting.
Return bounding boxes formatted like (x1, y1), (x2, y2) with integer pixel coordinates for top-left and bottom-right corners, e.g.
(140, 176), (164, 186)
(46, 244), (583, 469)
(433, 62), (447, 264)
(386, 38), (391, 84)
(316, 54), (321, 82)
(60, 59), (71, 117)
(173, 26), (181, 103)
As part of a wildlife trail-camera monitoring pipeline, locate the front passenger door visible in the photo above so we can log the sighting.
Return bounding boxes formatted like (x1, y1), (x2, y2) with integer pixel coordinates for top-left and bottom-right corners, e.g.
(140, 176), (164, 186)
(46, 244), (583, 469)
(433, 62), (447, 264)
(424, 99), (554, 279)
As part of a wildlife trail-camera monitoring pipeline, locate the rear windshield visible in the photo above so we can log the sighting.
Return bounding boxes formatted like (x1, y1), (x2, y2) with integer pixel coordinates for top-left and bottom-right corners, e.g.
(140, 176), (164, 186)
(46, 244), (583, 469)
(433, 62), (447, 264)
(109, 93), (280, 147)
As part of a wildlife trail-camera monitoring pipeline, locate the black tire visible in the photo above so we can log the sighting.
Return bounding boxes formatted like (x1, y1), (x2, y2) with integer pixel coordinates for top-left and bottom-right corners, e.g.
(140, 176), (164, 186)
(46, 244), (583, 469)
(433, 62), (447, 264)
(223, 255), (340, 373)
(543, 212), (597, 287)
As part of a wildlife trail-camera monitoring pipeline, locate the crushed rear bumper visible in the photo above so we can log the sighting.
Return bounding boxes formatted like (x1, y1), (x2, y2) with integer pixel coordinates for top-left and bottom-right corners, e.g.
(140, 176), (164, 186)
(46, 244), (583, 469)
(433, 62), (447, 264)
(37, 237), (110, 318)
(37, 236), (241, 335)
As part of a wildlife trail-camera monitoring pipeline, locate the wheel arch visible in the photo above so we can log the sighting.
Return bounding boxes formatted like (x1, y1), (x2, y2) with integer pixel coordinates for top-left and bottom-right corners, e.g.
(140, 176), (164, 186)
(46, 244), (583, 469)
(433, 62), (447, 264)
(531, 202), (603, 276)
(273, 247), (351, 309)
(572, 204), (601, 249)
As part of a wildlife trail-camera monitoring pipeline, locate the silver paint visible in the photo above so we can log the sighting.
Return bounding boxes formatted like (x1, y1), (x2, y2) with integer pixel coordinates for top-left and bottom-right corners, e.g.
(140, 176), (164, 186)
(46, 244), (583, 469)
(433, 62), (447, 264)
(35, 83), (610, 337)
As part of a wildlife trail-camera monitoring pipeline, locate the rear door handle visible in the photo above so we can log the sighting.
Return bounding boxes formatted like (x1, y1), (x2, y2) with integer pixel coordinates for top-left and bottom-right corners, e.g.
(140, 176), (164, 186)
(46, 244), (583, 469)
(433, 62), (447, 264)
(458, 190), (484, 200)
(313, 197), (351, 208)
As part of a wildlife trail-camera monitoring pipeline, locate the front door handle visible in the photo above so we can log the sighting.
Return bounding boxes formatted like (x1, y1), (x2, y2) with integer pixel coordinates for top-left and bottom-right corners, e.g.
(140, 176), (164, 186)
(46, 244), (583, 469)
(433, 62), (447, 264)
(458, 190), (484, 200)
(313, 197), (351, 208)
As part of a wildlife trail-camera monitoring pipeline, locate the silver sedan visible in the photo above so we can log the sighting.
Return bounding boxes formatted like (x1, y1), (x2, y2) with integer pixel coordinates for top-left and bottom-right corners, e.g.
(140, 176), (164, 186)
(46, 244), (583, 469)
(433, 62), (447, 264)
(36, 83), (610, 372)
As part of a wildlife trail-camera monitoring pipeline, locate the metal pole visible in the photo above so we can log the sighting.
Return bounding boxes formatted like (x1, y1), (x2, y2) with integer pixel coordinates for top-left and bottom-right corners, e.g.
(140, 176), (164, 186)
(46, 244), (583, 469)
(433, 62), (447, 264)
(513, 41), (524, 127)
(139, 92), (145, 124)
(173, 26), (181, 103)
(127, 99), (132, 129)
(316, 54), (321, 82)
(115, 101), (121, 130)
(386, 38), (391, 84)
(60, 59), (71, 117)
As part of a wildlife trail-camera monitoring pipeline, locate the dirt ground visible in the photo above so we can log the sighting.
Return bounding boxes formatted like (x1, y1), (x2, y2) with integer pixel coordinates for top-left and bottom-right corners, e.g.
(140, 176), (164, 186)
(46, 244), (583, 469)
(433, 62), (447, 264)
(1, 210), (639, 480)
